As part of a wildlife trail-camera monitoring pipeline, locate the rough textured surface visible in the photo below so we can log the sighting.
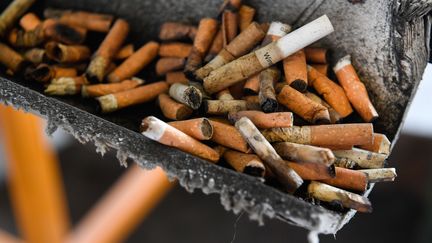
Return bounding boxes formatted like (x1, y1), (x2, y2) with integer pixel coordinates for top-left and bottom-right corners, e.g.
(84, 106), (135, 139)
(0, 0), (430, 235)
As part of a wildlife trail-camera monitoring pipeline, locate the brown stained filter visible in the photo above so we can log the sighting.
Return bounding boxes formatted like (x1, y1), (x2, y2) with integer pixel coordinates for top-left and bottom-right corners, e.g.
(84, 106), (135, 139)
(210, 120), (249, 153)
(159, 22), (197, 41)
(19, 12), (41, 31)
(158, 94), (193, 121)
(310, 64), (328, 76)
(287, 161), (335, 180)
(184, 18), (218, 78)
(259, 67), (279, 113)
(204, 100), (248, 115)
(358, 133), (391, 155)
(304, 47), (328, 64)
(114, 44), (134, 60)
(86, 19), (129, 83)
(159, 42), (192, 58)
(141, 116), (219, 163)
(44, 8), (114, 32)
(81, 79), (144, 97)
(304, 92), (342, 124)
(0, 42), (25, 72)
(320, 167), (368, 192)
(42, 19), (87, 45)
(168, 118), (213, 140)
(204, 29), (223, 62)
(334, 55), (379, 122)
(107, 41), (159, 83)
(166, 71), (189, 85)
(221, 10), (238, 47)
(155, 57), (185, 76)
(238, 5), (255, 32)
(277, 85), (330, 124)
(23, 48), (46, 64)
(307, 66), (353, 118)
(283, 49), (308, 92)
(228, 110), (293, 129)
(97, 81), (168, 113)
(243, 74), (260, 94)
(45, 42), (90, 63)
(223, 150), (265, 177)
(0, 0), (36, 37)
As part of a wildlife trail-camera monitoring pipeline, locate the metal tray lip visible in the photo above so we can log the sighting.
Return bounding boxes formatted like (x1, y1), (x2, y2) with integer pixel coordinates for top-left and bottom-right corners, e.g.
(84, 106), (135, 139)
(0, 74), (347, 234)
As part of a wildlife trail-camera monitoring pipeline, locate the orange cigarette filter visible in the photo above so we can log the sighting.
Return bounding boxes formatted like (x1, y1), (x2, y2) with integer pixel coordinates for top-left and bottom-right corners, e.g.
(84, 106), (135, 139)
(42, 19), (87, 45)
(155, 57), (185, 76)
(45, 42), (90, 63)
(158, 93), (193, 121)
(228, 110), (293, 129)
(166, 71), (189, 85)
(304, 91), (342, 124)
(307, 65), (353, 118)
(82, 78), (144, 97)
(159, 22), (197, 41)
(108, 41), (159, 82)
(321, 167), (368, 192)
(287, 161), (335, 180)
(44, 8), (114, 32)
(358, 133), (391, 155)
(310, 64), (328, 76)
(86, 19), (129, 82)
(210, 120), (249, 153)
(243, 74), (260, 94)
(223, 149), (265, 177)
(283, 49), (308, 92)
(238, 5), (255, 31)
(168, 118), (213, 140)
(221, 10), (238, 46)
(141, 116), (219, 162)
(159, 42), (192, 58)
(97, 81), (168, 113)
(277, 85), (330, 124)
(19, 12), (41, 31)
(204, 29), (223, 62)
(304, 47), (328, 64)
(333, 55), (379, 122)
(0, 42), (25, 72)
(115, 44), (134, 60)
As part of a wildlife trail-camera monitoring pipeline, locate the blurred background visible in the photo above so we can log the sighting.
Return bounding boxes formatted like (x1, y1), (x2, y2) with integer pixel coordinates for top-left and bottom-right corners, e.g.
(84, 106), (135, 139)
(0, 64), (431, 242)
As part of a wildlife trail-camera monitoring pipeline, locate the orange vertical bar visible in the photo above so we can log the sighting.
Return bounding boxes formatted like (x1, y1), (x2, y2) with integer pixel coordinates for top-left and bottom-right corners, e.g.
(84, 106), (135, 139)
(66, 165), (174, 243)
(0, 105), (70, 243)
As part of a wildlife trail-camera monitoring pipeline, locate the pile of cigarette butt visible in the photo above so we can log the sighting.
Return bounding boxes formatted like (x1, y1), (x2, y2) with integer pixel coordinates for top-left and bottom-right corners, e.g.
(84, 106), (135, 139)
(0, 0), (397, 213)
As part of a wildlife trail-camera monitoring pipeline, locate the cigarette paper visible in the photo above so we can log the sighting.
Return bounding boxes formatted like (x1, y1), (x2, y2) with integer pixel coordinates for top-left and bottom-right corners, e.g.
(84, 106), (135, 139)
(168, 118), (213, 140)
(333, 148), (387, 169)
(82, 78), (144, 97)
(216, 89), (234, 100)
(204, 100), (248, 115)
(169, 83), (202, 110)
(273, 142), (334, 165)
(223, 149), (265, 177)
(358, 168), (396, 183)
(45, 76), (87, 95)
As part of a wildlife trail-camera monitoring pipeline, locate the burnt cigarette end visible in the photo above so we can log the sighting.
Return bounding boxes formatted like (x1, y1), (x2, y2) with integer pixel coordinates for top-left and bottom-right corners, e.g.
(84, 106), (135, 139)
(50, 23), (86, 44)
(261, 99), (278, 113)
(243, 163), (265, 177)
(290, 79), (308, 92)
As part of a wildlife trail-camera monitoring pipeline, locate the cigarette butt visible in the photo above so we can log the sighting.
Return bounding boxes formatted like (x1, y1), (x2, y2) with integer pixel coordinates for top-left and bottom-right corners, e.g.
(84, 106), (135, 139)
(44, 8), (114, 32)
(358, 168), (397, 183)
(184, 18), (218, 78)
(204, 100), (248, 115)
(333, 157), (357, 169)
(155, 57), (185, 76)
(86, 19), (129, 83)
(228, 111), (293, 129)
(333, 148), (387, 169)
(0, 42), (25, 72)
(168, 118), (213, 140)
(304, 92), (342, 124)
(159, 22), (197, 41)
(168, 83), (202, 110)
(277, 85), (330, 124)
(307, 65), (353, 118)
(82, 78), (144, 97)
(195, 22), (265, 80)
(42, 19), (87, 45)
(235, 117), (303, 193)
(308, 181), (372, 213)
(19, 12), (41, 31)
(204, 29), (223, 62)
(320, 167), (368, 192)
(157, 93), (193, 121)
(283, 49), (308, 92)
(97, 81), (168, 113)
(7, 26), (44, 47)
(243, 74), (260, 95)
(261, 21), (291, 46)
(45, 76), (87, 95)
(189, 81), (211, 100)
(274, 142), (334, 165)
(210, 120), (249, 153)
(45, 42), (90, 63)
(262, 123), (374, 148)
(141, 116), (219, 162)
(0, 0), (36, 37)
(333, 55), (378, 122)
(287, 161), (335, 180)
(310, 64), (328, 76)
(358, 133), (391, 155)
(23, 48), (46, 64)
(108, 41), (159, 82)
(114, 44), (134, 60)
(159, 42), (192, 58)
(221, 10), (238, 46)
(304, 47), (328, 64)
(223, 149), (265, 177)
(216, 89), (234, 100)
(238, 5), (255, 32)
(218, 0), (242, 14)
(166, 71), (189, 85)
(25, 63), (77, 83)
(213, 145), (228, 156)
(259, 66), (279, 113)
